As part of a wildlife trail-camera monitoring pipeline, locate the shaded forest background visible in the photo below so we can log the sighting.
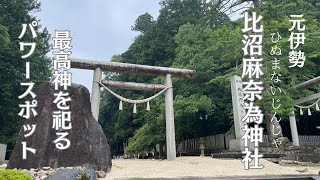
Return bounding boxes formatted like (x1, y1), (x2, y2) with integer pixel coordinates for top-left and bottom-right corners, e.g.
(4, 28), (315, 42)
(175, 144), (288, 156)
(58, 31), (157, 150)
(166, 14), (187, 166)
(0, 0), (319, 156)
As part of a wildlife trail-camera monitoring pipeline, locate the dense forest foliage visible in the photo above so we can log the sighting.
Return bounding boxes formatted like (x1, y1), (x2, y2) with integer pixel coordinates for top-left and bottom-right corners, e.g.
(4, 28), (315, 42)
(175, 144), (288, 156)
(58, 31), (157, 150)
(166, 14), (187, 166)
(99, 0), (320, 154)
(0, 0), (51, 151)
(0, 0), (319, 156)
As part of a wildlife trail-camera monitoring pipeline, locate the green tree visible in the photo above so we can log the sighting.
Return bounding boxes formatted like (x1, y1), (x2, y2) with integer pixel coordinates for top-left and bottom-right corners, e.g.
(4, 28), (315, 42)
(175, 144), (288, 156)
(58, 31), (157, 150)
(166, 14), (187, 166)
(206, 0), (320, 140)
(100, 0), (233, 154)
(0, 0), (51, 148)
(132, 13), (154, 33)
(101, 0), (320, 155)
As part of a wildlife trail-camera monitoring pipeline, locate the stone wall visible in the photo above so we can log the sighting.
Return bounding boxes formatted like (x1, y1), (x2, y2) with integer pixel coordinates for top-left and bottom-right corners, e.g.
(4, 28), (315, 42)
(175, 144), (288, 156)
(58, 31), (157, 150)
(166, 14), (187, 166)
(261, 144), (320, 163)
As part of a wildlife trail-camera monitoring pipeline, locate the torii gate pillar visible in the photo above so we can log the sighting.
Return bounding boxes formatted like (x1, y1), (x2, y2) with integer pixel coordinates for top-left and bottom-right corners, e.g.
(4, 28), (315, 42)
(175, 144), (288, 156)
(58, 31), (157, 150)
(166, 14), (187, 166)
(165, 74), (176, 160)
(91, 67), (102, 121)
(289, 111), (299, 146)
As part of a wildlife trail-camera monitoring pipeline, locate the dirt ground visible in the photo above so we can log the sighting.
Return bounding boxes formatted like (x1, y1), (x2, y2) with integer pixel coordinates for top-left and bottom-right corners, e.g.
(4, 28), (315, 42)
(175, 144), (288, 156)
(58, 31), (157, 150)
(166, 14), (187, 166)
(103, 157), (320, 179)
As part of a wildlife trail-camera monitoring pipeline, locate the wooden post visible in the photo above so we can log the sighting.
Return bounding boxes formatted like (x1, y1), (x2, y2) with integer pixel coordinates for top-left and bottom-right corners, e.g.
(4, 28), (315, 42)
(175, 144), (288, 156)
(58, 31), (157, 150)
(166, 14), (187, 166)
(91, 67), (102, 121)
(289, 111), (300, 146)
(165, 74), (176, 160)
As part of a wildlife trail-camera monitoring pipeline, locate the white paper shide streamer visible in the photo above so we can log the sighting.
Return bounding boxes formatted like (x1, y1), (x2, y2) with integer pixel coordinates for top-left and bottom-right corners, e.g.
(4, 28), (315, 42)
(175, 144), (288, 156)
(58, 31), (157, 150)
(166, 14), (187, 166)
(295, 98), (320, 116)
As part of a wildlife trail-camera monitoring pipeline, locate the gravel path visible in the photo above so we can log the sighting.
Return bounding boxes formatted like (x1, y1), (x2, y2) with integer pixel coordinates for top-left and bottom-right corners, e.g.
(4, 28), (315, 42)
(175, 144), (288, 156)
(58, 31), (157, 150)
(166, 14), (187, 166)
(103, 157), (320, 179)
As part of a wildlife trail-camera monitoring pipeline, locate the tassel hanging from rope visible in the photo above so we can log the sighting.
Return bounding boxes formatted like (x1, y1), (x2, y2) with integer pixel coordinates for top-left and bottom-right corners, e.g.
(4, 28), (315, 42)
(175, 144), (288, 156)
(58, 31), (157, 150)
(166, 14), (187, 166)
(146, 101), (150, 111)
(119, 100), (123, 111)
(133, 103), (137, 114)
(300, 108), (303, 115)
(316, 103), (320, 111)
(308, 108), (312, 116)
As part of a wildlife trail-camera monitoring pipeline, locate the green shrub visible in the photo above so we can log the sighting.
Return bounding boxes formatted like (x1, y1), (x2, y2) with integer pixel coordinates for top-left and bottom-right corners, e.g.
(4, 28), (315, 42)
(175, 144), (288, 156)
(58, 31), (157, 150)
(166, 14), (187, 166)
(0, 169), (32, 180)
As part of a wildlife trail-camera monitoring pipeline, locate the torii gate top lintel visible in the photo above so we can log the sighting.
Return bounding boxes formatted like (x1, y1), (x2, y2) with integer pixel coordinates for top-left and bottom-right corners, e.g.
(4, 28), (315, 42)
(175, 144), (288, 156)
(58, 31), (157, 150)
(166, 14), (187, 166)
(71, 58), (196, 79)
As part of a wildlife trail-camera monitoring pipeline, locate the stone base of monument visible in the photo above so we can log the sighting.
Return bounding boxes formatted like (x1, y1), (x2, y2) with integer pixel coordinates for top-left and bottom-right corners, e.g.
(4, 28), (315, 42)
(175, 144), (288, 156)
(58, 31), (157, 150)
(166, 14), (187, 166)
(46, 168), (96, 180)
(6, 82), (112, 173)
(228, 138), (255, 152)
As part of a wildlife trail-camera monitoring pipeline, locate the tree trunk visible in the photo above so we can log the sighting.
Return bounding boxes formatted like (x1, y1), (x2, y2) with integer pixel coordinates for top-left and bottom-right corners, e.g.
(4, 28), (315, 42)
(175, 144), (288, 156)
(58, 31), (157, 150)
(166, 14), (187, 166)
(265, 112), (283, 144)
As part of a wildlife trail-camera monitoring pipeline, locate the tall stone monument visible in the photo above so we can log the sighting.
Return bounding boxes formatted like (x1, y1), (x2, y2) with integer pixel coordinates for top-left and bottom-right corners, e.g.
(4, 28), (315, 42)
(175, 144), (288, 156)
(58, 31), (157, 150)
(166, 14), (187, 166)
(7, 82), (112, 172)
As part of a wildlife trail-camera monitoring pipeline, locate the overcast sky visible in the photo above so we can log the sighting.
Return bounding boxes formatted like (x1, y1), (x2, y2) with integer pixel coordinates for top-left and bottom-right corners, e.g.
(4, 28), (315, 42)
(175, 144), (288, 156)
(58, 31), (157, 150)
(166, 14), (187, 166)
(37, 1), (242, 94)
(37, 0), (161, 92)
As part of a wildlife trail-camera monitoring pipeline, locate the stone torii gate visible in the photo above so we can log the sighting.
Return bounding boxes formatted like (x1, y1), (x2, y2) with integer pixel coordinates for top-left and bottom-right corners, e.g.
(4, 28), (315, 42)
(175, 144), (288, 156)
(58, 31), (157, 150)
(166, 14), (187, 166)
(70, 58), (196, 160)
(231, 75), (320, 149)
(290, 76), (320, 146)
